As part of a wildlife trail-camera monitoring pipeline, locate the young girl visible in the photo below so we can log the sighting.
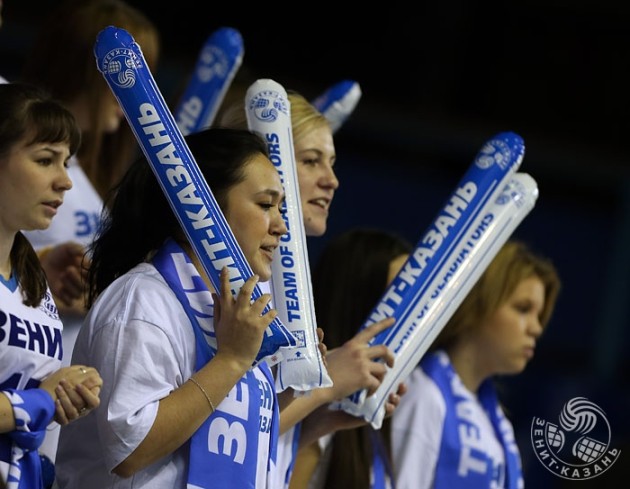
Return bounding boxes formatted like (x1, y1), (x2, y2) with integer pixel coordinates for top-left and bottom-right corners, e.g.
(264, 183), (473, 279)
(0, 82), (102, 489)
(392, 240), (561, 489)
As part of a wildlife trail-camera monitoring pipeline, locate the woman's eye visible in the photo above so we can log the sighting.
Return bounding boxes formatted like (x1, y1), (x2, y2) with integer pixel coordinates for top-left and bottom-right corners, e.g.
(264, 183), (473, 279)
(514, 303), (531, 314)
(301, 157), (318, 166)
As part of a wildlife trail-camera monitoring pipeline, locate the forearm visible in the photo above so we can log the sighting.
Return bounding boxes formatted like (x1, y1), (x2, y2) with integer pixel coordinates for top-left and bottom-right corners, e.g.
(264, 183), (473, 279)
(113, 352), (249, 477)
(278, 386), (334, 434)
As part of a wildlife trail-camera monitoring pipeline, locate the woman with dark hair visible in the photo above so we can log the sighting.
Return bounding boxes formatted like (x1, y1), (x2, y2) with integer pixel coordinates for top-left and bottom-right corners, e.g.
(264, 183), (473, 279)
(56, 127), (288, 488)
(0, 82), (102, 489)
(290, 228), (413, 489)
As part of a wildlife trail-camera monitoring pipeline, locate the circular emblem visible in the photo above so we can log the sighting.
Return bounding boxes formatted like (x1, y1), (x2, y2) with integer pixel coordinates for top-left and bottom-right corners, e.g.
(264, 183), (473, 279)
(531, 397), (621, 480)
(100, 47), (140, 89)
(247, 89), (289, 123)
(475, 138), (512, 170)
(197, 45), (228, 83)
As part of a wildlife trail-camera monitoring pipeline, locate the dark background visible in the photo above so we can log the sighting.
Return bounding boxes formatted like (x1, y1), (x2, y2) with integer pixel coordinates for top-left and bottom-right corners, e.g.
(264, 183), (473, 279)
(2, 1), (628, 487)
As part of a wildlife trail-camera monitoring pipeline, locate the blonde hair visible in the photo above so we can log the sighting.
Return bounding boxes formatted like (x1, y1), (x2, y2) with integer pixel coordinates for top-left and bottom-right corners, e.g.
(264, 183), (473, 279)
(431, 240), (561, 350)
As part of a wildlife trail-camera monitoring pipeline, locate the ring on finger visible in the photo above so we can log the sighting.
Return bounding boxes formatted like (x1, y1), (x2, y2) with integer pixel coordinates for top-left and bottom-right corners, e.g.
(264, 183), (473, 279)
(79, 367), (87, 374)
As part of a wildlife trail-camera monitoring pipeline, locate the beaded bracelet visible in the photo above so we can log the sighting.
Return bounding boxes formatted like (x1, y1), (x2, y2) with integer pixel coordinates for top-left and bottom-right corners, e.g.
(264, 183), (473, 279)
(187, 377), (215, 414)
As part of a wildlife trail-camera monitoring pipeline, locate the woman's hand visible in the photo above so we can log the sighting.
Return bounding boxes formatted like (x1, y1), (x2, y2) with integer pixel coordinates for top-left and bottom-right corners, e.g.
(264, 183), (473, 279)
(39, 365), (102, 424)
(324, 317), (396, 402)
(39, 241), (89, 314)
(212, 267), (277, 372)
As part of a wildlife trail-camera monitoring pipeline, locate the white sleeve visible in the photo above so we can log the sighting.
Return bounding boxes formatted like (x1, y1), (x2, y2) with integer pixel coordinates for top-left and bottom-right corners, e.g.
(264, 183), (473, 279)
(87, 272), (195, 471)
(391, 365), (446, 489)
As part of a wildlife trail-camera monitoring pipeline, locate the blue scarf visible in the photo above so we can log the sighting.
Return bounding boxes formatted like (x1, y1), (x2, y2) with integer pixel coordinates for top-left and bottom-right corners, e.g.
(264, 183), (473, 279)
(421, 351), (522, 489)
(153, 239), (279, 488)
(1, 388), (54, 489)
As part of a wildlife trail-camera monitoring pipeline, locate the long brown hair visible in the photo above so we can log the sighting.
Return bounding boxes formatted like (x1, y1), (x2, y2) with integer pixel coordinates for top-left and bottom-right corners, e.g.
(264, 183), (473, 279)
(21, 0), (160, 199)
(311, 228), (413, 489)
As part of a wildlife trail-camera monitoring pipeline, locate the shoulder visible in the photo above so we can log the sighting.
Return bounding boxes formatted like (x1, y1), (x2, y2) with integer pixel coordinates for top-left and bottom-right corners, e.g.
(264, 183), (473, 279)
(391, 364), (446, 489)
(90, 263), (183, 322)
(82, 263), (194, 361)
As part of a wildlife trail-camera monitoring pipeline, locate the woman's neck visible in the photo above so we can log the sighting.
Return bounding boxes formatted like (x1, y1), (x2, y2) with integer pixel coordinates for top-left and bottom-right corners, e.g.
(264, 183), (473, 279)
(445, 342), (488, 394)
(0, 228), (15, 280)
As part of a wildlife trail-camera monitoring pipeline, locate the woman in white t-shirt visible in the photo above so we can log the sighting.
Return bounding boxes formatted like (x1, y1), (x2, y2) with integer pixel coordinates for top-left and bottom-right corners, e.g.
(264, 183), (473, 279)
(0, 82), (102, 489)
(56, 128), (289, 489)
(18, 1), (161, 472)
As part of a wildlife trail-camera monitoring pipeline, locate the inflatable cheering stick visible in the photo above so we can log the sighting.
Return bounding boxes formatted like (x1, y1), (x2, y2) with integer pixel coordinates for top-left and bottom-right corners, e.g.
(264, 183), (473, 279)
(337, 171), (539, 428)
(93, 26), (296, 366)
(174, 27), (244, 135)
(312, 80), (362, 133)
(245, 79), (332, 392)
(332, 132), (528, 426)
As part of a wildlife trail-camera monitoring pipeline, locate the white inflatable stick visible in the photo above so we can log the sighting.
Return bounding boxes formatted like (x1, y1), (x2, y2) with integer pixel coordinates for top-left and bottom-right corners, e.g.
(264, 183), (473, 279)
(244, 79), (332, 391)
(335, 172), (539, 428)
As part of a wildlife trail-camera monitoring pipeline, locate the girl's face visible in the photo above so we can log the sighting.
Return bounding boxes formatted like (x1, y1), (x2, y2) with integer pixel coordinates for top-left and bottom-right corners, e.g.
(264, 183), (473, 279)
(0, 137), (72, 235)
(224, 154), (287, 282)
(475, 275), (546, 376)
(294, 125), (338, 237)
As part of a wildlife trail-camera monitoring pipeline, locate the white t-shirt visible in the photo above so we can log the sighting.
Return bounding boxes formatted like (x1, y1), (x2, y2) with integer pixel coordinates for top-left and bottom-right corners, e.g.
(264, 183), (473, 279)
(55, 263), (275, 488)
(0, 274), (63, 480)
(391, 359), (506, 489)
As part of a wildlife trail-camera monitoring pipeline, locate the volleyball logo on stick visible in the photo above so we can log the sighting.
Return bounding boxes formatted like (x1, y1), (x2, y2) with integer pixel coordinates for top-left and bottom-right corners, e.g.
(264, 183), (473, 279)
(100, 47), (142, 89)
(196, 45), (229, 83)
(475, 137), (514, 171)
(531, 397), (620, 480)
(247, 89), (289, 123)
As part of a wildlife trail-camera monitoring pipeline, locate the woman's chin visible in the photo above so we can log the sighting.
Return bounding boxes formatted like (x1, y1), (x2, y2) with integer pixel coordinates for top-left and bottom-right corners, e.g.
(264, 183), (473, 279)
(252, 265), (272, 283)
